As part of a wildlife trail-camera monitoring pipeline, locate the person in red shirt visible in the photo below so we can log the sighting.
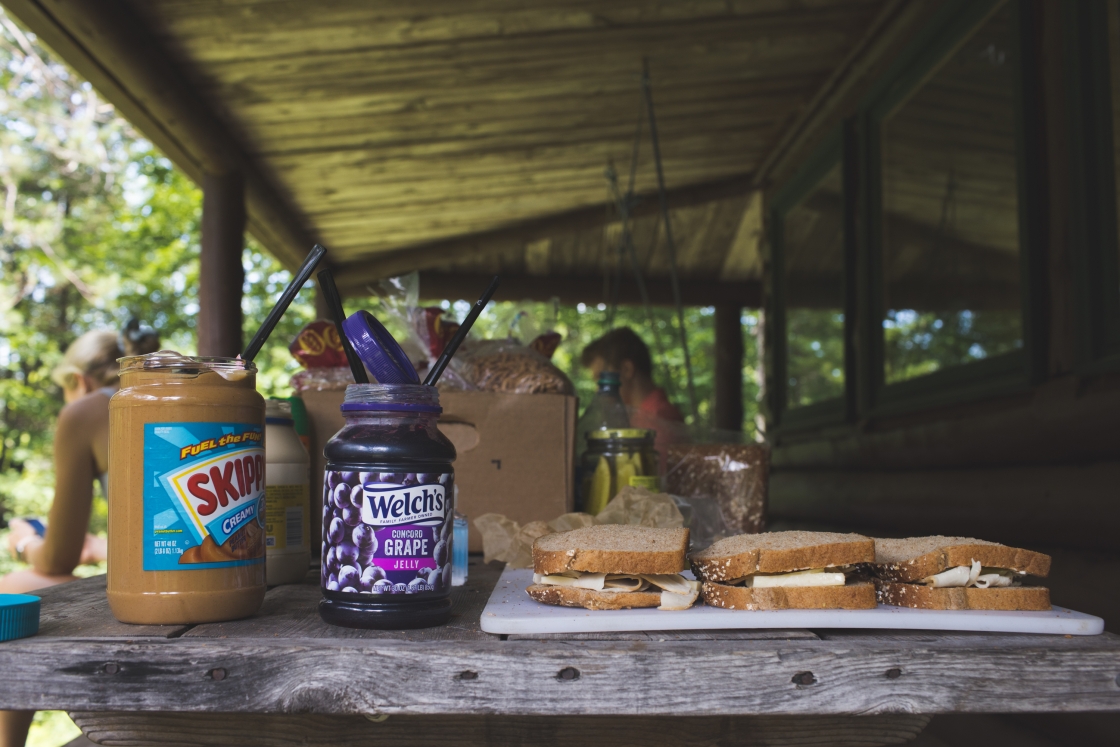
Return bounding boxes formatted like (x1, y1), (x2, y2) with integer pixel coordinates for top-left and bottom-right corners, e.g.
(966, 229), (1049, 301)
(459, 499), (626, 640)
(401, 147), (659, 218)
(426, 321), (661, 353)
(580, 327), (685, 464)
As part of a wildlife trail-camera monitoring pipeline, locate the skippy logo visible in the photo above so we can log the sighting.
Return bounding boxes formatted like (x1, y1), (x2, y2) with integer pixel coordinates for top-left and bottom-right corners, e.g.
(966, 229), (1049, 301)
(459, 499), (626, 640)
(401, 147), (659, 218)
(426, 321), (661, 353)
(360, 484), (447, 526)
(159, 448), (265, 546)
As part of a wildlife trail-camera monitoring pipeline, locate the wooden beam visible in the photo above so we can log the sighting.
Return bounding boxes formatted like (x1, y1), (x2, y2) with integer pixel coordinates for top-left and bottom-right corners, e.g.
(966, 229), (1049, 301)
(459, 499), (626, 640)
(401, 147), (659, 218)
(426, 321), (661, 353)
(68, 712), (932, 747)
(198, 172), (245, 357)
(415, 273), (760, 308)
(333, 174), (755, 289)
(713, 306), (745, 431)
(755, 0), (939, 188)
(1, 0), (317, 270)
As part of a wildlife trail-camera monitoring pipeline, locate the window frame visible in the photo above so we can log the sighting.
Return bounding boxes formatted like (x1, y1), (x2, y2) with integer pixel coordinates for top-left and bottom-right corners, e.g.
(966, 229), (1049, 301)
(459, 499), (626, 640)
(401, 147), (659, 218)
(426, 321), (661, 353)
(1066, 0), (1120, 372)
(769, 127), (855, 432)
(860, 0), (1038, 418)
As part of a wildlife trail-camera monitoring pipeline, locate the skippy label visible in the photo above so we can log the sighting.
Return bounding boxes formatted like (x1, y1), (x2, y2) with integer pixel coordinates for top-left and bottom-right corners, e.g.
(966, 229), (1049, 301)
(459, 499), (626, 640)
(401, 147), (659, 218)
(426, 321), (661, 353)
(144, 422), (266, 571)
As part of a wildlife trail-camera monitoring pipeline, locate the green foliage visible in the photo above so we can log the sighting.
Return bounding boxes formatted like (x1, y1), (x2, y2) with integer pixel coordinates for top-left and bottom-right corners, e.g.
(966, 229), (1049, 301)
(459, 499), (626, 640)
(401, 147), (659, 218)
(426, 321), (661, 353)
(786, 309), (844, 407)
(883, 308), (1021, 383)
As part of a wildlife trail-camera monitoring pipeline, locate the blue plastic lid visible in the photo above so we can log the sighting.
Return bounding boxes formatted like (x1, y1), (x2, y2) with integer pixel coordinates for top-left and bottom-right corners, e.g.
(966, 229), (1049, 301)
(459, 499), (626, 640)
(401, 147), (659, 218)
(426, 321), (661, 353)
(341, 311), (419, 385)
(0, 594), (40, 641)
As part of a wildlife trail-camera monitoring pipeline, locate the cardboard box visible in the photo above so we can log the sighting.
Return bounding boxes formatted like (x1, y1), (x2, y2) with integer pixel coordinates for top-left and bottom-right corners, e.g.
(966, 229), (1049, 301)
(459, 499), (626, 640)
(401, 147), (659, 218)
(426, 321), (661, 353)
(300, 389), (576, 552)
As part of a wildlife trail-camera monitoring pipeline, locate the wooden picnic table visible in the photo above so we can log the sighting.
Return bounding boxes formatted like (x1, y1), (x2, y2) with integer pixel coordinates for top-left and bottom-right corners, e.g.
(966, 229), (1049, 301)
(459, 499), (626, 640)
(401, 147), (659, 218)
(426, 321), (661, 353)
(2, 559), (1119, 747)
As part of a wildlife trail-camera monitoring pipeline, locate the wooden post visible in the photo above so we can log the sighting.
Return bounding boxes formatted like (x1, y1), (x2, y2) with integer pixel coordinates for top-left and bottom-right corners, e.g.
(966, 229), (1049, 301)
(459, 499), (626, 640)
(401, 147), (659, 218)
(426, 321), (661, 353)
(198, 172), (245, 357)
(714, 305), (744, 431)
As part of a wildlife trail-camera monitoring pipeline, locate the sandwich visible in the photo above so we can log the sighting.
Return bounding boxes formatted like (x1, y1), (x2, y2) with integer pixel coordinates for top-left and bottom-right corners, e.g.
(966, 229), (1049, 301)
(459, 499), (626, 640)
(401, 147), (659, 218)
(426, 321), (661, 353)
(690, 531), (876, 610)
(871, 536), (1051, 611)
(527, 525), (700, 610)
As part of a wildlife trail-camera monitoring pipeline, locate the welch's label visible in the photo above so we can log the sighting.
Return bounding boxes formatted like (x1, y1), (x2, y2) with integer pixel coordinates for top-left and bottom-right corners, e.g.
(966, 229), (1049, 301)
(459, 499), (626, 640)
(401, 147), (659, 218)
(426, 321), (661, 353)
(322, 470), (453, 596)
(360, 483), (447, 526)
(143, 423), (266, 571)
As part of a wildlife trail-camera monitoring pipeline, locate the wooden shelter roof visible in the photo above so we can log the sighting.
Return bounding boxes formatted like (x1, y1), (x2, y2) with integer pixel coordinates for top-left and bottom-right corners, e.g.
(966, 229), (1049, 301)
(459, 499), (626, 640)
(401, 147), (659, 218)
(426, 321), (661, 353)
(6, 0), (904, 300)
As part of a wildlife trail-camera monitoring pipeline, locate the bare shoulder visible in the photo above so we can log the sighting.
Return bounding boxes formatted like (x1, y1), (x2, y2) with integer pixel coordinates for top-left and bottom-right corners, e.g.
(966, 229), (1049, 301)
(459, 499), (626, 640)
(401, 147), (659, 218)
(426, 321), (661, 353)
(58, 390), (111, 429)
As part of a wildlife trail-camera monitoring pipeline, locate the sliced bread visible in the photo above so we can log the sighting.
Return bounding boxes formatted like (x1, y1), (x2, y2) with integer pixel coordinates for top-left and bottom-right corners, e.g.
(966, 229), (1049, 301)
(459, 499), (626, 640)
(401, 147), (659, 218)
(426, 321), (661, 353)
(702, 581), (876, 610)
(533, 525), (689, 576)
(873, 536), (1051, 582)
(690, 531), (875, 582)
(526, 583), (662, 610)
(875, 581), (1051, 611)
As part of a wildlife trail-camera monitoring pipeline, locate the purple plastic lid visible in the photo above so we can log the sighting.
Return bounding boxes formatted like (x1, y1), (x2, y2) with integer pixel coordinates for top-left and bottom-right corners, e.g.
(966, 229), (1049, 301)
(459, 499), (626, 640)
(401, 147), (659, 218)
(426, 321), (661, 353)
(341, 311), (419, 385)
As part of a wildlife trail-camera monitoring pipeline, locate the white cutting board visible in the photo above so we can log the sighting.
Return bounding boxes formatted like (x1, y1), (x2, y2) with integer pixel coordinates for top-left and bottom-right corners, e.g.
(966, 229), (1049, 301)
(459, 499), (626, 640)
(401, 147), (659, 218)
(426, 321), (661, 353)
(479, 567), (1105, 636)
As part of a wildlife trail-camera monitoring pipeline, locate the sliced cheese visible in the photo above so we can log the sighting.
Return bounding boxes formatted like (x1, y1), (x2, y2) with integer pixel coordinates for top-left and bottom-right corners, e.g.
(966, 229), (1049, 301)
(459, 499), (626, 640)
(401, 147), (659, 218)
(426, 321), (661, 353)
(659, 581), (701, 611)
(534, 572), (607, 590)
(533, 571), (698, 608)
(729, 568), (847, 588)
(922, 561), (1020, 588)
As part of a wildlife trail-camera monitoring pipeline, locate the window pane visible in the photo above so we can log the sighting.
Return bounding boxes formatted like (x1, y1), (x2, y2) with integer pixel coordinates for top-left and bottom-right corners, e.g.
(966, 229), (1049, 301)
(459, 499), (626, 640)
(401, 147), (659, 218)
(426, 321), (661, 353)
(881, 4), (1022, 384)
(784, 161), (844, 408)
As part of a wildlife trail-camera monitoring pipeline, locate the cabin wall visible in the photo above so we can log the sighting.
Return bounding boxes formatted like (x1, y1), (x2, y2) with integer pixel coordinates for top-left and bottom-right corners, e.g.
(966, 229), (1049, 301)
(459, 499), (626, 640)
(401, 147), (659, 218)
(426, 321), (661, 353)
(761, 0), (1120, 628)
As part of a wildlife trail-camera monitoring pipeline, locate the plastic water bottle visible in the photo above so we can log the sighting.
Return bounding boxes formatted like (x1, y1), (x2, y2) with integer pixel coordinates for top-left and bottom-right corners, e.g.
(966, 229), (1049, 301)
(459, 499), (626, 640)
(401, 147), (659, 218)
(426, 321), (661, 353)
(452, 512), (468, 586)
(576, 372), (630, 459)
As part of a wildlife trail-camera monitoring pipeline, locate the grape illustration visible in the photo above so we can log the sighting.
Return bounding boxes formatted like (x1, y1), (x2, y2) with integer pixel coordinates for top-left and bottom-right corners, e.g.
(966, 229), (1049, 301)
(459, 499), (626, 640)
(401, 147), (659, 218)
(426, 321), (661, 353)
(352, 524), (375, 550)
(336, 540), (359, 567)
(331, 483), (350, 510)
(349, 484), (365, 509)
(338, 565), (360, 589)
(341, 504), (362, 527)
(361, 565), (385, 590)
(328, 517), (345, 544)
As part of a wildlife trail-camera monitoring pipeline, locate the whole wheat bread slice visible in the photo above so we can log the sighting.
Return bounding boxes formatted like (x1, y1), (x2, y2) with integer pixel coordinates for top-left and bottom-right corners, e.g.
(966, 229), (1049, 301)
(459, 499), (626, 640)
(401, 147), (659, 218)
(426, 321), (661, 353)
(875, 581), (1051, 611)
(533, 525), (689, 576)
(872, 536), (1051, 582)
(526, 583), (662, 610)
(702, 581), (876, 610)
(690, 531), (874, 582)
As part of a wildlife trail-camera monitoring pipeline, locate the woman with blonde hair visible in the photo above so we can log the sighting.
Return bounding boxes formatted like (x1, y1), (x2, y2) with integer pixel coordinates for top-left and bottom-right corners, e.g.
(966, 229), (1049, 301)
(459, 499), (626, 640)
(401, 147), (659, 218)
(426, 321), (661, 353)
(1, 322), (158, 747)
(2, 322), (159, 592)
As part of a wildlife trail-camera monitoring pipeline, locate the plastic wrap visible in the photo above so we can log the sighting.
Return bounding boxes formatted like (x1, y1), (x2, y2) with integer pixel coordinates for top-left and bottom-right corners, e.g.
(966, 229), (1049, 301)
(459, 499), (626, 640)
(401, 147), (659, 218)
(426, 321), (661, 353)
(665, 443), (769, 550)
(452, 339), (574, 395)
(288, 320), (356, 393)
(474, 487), (682, 568)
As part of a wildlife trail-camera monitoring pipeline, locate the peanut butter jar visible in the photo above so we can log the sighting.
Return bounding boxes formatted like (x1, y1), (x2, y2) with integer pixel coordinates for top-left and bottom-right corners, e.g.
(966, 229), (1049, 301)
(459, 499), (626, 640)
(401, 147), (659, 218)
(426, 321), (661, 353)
(107, 352), (266, 624)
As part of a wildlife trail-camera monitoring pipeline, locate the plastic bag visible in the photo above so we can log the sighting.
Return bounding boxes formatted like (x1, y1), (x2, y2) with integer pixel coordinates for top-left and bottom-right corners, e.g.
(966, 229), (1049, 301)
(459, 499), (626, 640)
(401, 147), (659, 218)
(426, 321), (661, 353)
(288, 320), (356, 393)
(452, 339), (573, 395)
(473, 487), (682, 568)
(665, 443), (769, 550)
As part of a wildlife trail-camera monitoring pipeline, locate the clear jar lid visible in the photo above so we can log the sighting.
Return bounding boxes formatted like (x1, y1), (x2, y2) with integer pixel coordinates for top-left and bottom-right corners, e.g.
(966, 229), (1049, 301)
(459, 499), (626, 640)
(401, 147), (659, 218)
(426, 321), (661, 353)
(119, 351), (256, 379)
(341, 383), (441, 413)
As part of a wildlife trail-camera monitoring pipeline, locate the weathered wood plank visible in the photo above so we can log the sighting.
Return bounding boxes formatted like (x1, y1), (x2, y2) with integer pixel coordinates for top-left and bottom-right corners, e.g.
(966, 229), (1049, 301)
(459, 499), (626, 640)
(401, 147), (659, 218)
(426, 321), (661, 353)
(29, 575), (189, 640)
(68, 711), (930, 747)
(507, 629), (819, 641)
(3, 634), (1120, 714)
(183, 561), (500, 641)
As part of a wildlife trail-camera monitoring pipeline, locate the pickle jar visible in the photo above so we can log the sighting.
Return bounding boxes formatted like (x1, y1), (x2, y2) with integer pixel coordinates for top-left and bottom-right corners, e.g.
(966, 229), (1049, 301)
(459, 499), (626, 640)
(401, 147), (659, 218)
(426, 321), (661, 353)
(319, 384), (456, 630)
(579, 428), (658, 515)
